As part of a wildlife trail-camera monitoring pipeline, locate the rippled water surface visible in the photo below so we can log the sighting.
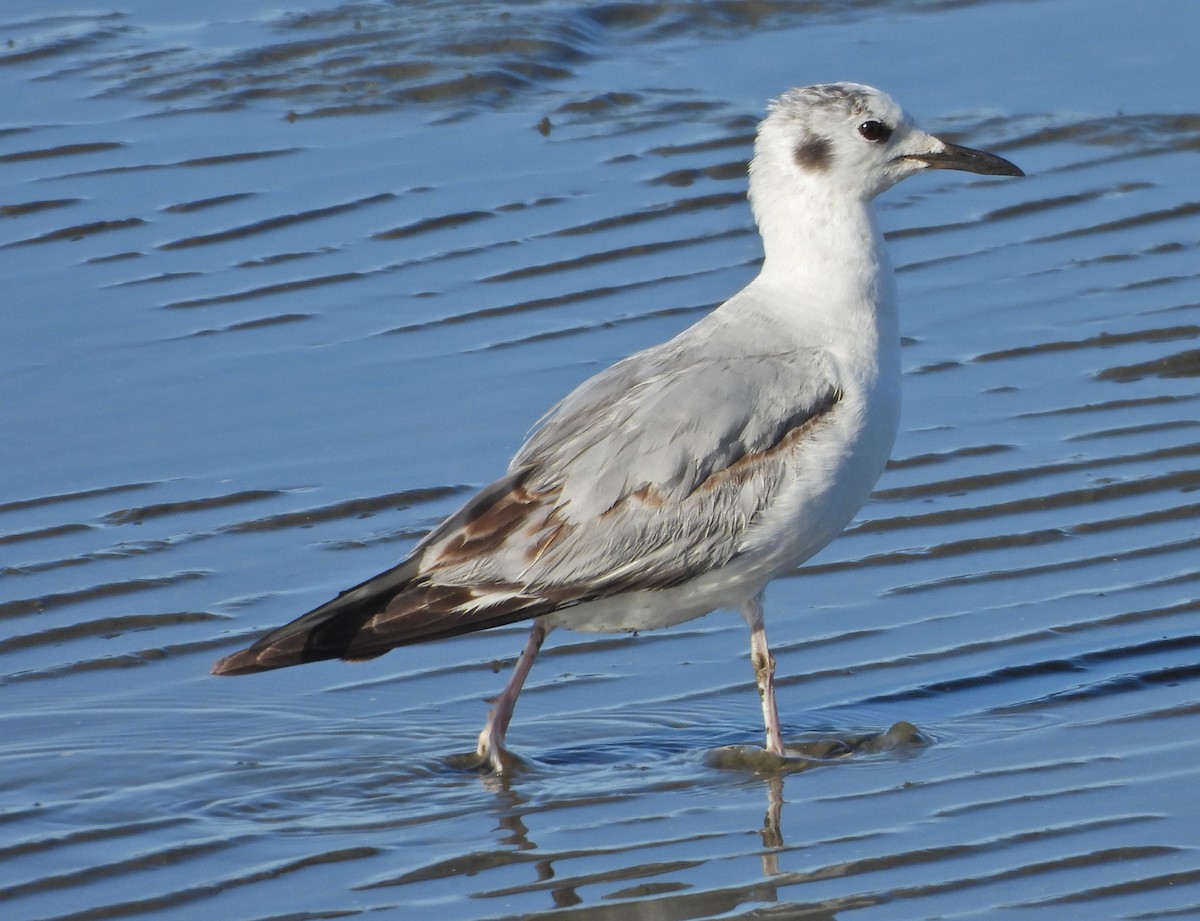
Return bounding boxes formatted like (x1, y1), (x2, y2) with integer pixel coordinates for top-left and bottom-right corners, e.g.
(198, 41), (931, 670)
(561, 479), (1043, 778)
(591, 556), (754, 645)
(3, 1), (1200, 918)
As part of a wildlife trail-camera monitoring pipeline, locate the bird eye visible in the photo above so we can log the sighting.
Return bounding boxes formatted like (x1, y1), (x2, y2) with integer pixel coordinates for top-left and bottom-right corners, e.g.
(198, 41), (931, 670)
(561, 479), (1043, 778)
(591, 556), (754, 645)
(858, 120), (892, 143)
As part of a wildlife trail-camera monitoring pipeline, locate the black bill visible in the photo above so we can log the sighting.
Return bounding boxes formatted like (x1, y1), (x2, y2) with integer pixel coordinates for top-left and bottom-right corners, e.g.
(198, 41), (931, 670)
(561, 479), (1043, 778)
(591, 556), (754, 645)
(905, 140), (1024, 177)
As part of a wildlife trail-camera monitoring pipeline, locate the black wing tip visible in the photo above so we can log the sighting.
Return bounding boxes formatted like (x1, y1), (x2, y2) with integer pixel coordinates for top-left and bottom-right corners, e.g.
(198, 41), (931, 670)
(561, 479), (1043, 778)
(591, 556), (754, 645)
(210, 630), (393, 675)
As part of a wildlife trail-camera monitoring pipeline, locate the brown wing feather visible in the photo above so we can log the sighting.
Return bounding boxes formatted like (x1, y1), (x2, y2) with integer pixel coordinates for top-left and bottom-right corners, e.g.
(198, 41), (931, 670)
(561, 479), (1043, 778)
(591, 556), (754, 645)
(213, 342), (842, 677)
(211, 475), (576, 675)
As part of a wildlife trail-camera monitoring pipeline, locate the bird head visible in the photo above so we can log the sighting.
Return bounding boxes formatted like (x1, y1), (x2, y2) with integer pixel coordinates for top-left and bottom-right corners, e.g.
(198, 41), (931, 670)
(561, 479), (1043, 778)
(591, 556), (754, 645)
(750, 83), (1023, 208)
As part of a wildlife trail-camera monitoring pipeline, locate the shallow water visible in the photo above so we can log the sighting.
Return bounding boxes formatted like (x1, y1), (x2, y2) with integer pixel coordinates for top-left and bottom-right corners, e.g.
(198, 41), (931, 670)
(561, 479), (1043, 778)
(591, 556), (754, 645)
(3, 0), (1200, 918)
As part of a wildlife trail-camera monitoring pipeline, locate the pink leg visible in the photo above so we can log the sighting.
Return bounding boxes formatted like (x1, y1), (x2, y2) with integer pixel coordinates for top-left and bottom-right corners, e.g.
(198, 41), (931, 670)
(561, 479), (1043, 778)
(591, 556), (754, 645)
(477, 621), (548, 772)
(741, 593), (785, 756)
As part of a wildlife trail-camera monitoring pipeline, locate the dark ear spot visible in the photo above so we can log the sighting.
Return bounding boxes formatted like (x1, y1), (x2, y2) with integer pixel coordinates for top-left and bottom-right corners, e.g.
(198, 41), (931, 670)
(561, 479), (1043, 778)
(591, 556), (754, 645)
(794, 137), (831, 171)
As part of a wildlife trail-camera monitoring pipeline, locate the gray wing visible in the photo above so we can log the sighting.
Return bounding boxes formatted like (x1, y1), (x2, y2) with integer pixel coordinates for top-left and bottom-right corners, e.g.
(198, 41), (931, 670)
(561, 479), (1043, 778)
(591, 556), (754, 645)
(213, 332), (842, 674)
(417, 335), (843, 593)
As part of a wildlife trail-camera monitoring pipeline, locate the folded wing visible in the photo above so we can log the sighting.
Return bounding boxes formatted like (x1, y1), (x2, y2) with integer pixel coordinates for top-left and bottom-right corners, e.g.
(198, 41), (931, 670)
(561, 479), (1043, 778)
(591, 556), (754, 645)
(213, 338), (840, 676)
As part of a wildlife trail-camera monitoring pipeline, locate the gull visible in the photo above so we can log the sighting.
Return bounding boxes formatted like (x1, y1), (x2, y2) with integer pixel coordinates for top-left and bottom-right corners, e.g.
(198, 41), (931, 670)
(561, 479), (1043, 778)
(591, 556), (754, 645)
(213, 83), (1022, 771)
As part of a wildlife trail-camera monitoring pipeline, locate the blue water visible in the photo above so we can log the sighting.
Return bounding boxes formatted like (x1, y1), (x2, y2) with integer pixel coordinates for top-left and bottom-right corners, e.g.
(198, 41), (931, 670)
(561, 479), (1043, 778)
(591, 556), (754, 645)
(2, 1), (1200, 918)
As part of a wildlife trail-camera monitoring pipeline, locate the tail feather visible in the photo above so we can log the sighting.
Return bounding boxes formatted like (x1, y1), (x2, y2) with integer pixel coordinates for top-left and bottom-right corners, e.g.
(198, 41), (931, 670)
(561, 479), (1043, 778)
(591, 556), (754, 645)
(211, 557), (571, 676)
(211, 558), (416, 675)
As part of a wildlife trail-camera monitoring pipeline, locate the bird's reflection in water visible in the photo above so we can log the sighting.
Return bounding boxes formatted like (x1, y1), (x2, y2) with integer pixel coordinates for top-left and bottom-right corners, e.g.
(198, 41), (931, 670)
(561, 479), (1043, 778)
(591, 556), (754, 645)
(707, 721), (930, 874)
(421, 722), (928, 910)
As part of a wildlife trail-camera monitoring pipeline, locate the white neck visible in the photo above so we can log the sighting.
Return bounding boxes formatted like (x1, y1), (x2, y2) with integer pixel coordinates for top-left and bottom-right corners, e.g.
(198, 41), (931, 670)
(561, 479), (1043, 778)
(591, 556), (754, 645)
(745, 182), (897, 362)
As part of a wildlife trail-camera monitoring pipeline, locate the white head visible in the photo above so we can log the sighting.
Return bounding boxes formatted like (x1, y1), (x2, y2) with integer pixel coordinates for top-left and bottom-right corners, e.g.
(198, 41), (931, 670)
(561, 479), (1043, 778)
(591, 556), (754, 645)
(749, 83), (1022, 217)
